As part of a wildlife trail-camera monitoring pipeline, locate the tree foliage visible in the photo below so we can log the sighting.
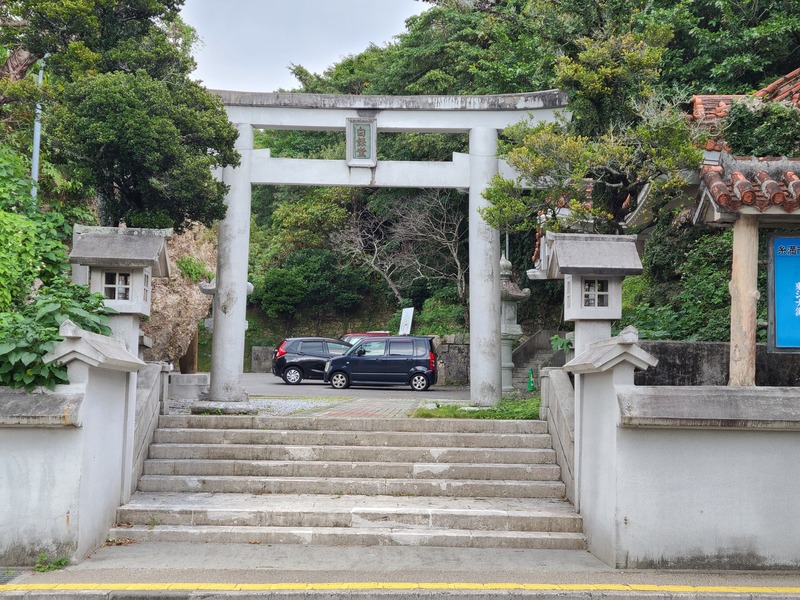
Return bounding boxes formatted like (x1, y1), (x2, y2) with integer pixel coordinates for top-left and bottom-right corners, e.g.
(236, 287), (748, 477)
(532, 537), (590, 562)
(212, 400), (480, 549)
(47, 70), (238, 231)
(251, 249), (370, 336)
(0, 0), (229, 388)
(483, 98), (703, 234)
(1, 0), (239, 233)
(648, 0), (800, 94)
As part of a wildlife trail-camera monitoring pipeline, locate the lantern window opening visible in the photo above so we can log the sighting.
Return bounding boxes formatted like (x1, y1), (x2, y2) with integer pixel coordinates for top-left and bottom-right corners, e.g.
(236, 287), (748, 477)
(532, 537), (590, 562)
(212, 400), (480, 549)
(583, 278), (610, 308)
(102, 271), (132, 301)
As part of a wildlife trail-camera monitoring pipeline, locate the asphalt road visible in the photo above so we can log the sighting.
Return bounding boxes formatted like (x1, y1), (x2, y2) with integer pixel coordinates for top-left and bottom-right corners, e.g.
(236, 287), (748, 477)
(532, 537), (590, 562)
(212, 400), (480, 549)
(241, 371), (471, 402)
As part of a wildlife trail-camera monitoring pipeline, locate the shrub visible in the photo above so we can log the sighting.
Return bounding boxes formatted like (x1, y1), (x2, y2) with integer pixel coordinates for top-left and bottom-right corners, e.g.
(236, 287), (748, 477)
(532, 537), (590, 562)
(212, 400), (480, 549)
(724, 99), (800, 157)
(0, 280), (115, 391)
(176, 255), (214, 283)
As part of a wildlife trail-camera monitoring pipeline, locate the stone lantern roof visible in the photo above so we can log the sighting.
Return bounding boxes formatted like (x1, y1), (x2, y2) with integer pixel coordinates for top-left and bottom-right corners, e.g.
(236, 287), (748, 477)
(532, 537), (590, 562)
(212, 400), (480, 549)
(70, 225), (172, 277)
(528, 231), (643, 280)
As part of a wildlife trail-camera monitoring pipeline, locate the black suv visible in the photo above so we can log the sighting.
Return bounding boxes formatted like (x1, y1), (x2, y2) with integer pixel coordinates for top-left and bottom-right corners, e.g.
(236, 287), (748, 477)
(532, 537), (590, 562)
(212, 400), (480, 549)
(272, 337), (352, 384)
(323, 336), (437, 391)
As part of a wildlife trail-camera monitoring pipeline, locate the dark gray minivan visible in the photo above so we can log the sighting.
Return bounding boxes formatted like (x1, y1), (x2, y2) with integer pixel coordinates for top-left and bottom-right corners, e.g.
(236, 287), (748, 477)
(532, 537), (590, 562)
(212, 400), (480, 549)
(323, 336), (437, 391)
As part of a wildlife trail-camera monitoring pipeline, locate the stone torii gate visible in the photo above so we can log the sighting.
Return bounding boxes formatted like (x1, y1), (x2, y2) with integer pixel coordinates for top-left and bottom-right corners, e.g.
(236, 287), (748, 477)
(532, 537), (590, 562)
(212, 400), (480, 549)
(209, 90), (567, 407)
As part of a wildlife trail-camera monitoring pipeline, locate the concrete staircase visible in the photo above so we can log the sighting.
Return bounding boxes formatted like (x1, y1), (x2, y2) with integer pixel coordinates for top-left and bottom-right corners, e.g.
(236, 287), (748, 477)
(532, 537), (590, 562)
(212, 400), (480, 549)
(111, 415), (585, 550)
(512, 349), (560, 391)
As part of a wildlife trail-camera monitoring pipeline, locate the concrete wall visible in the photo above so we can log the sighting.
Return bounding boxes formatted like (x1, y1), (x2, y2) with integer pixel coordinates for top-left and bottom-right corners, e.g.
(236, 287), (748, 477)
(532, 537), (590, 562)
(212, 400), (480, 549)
(250, 346), (274, 373)
(637, 341), (800, 386)
(168, 372), (210, 400)
(539, 367), (575, 503)
(616, 425), (800, 569)
(576, 370), (621, 565)
(0, 367), (130, 565)
(132, 363), (164, 491)
(576, 377), (800, 569)
(1, 416), (82, 564)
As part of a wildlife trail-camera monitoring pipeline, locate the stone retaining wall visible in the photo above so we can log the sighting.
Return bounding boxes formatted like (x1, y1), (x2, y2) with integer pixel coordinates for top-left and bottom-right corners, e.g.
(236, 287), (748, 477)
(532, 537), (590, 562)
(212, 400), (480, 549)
(636, 340), (800, 386)
(435, 335), (470, 386)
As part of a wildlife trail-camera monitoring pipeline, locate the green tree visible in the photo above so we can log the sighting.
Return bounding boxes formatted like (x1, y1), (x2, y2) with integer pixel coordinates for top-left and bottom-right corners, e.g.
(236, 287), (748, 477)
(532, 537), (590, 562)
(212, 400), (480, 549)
(47, 70), (238, 231)
(0, 0), (239, 232)
(648, 0), (800, 94)
(294, 0), (551, 96)
(251, 249), (370, 337)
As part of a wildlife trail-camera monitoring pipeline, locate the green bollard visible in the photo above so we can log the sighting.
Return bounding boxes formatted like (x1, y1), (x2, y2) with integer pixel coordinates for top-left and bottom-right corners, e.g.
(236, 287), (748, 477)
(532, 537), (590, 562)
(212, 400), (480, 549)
(527, 367), (536, 392)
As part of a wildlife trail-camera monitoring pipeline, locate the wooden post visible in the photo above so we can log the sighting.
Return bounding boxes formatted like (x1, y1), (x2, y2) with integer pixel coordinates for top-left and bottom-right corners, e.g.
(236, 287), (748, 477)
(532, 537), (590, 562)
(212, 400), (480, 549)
(728, 214), (759, 386)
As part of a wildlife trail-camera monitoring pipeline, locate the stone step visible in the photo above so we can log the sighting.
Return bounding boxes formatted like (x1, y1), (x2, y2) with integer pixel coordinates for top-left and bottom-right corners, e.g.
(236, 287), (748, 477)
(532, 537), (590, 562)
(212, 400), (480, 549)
(158, 415), (548, 434)
(147, 443), (556, 464)
(126, 412), (584, 552)
(152, 428), (553, 449)
(116, 492), (583, 533)
(142, 458), (562, 481)
(108, 524), (586, 550)
(135, 474), (566, 498)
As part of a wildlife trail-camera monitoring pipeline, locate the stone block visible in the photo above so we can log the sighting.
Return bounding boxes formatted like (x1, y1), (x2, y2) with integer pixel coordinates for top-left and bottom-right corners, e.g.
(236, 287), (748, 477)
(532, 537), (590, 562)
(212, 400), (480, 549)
(250, 346), (274, 373)
(168, 373), (209, 400)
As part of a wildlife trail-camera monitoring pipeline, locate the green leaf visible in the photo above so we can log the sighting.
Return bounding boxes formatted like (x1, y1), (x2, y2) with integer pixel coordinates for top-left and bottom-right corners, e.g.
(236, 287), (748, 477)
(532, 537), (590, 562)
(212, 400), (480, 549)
(19, 352), (39, 366)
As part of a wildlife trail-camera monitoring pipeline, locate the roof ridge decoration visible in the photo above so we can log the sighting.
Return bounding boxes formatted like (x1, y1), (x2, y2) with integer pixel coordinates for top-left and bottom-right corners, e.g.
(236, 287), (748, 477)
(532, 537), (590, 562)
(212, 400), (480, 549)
(697, 157), (800, 224)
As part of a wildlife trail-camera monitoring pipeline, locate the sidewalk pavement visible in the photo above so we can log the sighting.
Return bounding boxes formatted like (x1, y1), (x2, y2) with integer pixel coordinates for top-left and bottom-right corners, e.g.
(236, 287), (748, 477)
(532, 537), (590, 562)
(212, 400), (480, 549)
(4, 542), (800, 598)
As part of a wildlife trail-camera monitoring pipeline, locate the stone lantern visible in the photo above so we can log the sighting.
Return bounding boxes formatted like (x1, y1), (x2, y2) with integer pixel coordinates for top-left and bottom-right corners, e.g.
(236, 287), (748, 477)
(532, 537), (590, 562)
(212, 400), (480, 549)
(70, 225), (171, 358)
(528, 232), (642, 354)
(500, 254), (530, 391)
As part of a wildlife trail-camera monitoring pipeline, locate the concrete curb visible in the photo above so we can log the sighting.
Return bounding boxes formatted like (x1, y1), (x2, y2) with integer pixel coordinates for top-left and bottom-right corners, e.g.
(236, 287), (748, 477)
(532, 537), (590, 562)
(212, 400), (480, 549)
(3, 583), (800, 599)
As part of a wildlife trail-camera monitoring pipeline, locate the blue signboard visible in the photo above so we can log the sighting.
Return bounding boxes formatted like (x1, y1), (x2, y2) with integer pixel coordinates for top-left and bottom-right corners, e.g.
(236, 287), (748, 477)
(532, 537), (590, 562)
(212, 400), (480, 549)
(769, 234), (800, 351)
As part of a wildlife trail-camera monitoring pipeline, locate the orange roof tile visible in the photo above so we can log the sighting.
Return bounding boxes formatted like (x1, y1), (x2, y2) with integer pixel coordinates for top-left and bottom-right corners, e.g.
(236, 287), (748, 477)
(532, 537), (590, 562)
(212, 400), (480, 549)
(754, 67), (800, 106)
(700, 158), (800, 214)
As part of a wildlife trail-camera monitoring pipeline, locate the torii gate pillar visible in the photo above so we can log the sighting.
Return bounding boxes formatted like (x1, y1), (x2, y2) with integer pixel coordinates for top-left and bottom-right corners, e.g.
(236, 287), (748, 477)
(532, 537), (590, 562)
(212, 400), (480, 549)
(208, 123), (253, 402)
(469, 127), (501, 405)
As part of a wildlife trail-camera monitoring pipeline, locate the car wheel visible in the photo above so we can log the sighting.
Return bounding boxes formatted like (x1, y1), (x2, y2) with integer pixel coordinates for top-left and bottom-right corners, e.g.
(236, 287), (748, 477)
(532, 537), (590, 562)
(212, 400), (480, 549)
(330, 371), (350, 389)
(282, 366), (303, 385)
(410, 373), (430, 391)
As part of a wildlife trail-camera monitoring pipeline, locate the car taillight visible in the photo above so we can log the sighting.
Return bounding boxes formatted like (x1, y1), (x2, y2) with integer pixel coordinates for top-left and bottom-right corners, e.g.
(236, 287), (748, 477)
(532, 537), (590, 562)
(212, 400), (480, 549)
(429, 351), (436, 371)
(276, 341), (288, 358)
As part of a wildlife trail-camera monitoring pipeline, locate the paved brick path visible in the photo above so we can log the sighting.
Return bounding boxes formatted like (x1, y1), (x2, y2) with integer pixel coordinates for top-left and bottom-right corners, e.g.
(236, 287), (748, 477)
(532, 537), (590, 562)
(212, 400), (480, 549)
(307, 397), (425, 418)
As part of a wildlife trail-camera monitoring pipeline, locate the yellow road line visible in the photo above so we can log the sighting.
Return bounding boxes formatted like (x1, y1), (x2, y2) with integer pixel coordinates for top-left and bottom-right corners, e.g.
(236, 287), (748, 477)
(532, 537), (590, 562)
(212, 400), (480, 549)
(2, 583), (800, 593)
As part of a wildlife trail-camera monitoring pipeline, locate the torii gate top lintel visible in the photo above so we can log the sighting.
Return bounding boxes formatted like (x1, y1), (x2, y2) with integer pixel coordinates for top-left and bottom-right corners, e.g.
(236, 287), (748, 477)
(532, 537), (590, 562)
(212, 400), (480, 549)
(213, 89), (567, 111)
(213, 89), (569, 132)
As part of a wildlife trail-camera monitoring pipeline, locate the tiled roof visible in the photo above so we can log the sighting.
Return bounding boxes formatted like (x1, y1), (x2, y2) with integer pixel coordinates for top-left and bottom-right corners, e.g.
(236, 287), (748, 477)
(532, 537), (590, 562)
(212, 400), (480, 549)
(690, 95), (740, 152)
(754, 67), (800, 105)
(699, 156), (800, 216)
(691, 94), (742, 124)
(690, 69), (800, 152)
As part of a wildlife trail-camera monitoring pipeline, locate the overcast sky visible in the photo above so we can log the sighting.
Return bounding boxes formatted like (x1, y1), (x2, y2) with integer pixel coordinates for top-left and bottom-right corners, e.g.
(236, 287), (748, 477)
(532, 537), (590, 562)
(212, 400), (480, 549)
(180, 0), (429, 93)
